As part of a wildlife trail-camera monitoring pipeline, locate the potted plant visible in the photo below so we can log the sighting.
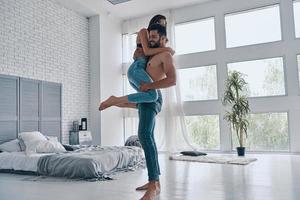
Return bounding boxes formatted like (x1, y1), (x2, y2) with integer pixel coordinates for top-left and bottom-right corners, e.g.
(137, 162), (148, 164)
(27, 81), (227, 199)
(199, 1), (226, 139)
(223, 71), (250, 156)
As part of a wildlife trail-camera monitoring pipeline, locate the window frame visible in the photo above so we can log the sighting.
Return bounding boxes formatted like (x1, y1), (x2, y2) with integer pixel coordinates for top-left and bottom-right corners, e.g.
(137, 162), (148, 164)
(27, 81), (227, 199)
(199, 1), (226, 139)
(174, 16), (217, 55)
(226, 56), (288, 99)
(293, 0), (300, 38)
(184, 114), (221, 151)
(224, 4), (283, 49)
(230, 111), (291, 152)
(178, 64), (219, 102)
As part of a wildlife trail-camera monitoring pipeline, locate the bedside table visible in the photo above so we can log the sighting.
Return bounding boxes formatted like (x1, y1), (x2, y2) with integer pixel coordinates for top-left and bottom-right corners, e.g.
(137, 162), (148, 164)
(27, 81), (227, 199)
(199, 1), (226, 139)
(69, 130), (92, 145)
(78, 131), (92, 145)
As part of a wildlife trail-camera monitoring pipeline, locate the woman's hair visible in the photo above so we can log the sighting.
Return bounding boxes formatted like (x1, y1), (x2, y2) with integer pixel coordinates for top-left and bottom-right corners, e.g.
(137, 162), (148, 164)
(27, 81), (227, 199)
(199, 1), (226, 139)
(147, 15), (167, 31)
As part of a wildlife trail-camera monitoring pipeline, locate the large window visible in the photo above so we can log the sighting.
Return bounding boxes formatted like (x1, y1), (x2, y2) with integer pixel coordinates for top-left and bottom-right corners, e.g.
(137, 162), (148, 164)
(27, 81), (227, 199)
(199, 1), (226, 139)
(227, 57), (286, 97)
(294, 1), (300, 38)
(232, 112), (289, 151)
(122, 33), (137, 63)
(179, 65), (218, 101)
(121, 1), (299, 153)
(225, 5), (282, 48)
(185, 115), (220, 150)
(174, 18), (216, 55)
(123, 74), (136, 95)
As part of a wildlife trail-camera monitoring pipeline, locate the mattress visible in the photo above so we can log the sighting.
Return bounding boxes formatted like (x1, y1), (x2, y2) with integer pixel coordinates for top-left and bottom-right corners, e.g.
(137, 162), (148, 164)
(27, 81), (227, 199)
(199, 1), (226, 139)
(0, 152), (54, 172)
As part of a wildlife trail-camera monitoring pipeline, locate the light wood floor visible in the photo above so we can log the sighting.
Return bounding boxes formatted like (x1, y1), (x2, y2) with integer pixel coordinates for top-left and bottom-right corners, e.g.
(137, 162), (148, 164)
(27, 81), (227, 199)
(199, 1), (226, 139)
(0, 153), (299, 200)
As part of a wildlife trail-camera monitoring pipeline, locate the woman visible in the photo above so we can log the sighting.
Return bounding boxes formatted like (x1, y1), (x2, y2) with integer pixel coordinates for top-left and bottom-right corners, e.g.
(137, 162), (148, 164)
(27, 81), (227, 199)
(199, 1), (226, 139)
(99, 15), (174, 111)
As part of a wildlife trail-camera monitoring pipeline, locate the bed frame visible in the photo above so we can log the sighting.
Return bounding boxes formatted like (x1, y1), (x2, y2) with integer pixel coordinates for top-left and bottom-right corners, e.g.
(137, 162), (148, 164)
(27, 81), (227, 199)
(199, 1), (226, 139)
(0, 74), (62, 144)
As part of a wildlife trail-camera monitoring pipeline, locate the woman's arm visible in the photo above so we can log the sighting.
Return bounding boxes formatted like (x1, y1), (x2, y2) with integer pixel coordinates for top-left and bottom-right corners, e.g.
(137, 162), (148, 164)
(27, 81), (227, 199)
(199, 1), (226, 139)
(138, 28), (174, 56)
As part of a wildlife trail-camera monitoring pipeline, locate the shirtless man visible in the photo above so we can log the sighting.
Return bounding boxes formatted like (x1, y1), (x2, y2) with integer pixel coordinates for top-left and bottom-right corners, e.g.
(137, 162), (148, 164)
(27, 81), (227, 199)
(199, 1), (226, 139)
(118, 24), (176, 200)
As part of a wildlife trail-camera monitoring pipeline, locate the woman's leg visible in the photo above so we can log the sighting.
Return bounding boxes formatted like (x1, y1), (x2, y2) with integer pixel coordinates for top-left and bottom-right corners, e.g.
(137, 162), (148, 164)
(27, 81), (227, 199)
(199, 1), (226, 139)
(126, 68), (158, 103)
(99, 59), (158, 111)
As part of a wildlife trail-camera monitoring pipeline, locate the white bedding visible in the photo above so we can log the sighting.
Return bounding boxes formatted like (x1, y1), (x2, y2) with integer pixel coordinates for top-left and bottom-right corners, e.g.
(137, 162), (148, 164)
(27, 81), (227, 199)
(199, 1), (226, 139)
(0, 152), (54, 172)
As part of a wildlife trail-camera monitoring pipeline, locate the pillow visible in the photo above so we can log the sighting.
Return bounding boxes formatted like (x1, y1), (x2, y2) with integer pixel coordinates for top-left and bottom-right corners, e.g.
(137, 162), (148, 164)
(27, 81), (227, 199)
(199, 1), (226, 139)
(125, 135), (142, 148)
(25, 140), (66, 154)
(18, 131), (47, 151)
(19, 131), (47, 142)
(0, 139), (22, 152)
(180, 151), (207, 157)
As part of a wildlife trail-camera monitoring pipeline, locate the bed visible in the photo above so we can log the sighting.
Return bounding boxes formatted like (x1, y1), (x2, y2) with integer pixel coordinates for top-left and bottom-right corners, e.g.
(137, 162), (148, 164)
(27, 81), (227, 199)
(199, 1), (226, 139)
(0, 145), (145, 180)
(0, 74), (145, 180)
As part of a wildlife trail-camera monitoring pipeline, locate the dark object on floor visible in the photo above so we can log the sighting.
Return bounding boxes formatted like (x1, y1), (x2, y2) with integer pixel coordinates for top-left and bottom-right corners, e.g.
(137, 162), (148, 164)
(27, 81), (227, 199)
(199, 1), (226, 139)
(180, 151), (207, 156)
(62, 144), (81, 151)
(0, 169), (38, 175)
(125, 135), (142, 148)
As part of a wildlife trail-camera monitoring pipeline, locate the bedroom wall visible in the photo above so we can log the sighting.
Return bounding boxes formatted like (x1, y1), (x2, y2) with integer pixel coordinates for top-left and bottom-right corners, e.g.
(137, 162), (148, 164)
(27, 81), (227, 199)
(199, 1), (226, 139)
(0, 0), (90, 144)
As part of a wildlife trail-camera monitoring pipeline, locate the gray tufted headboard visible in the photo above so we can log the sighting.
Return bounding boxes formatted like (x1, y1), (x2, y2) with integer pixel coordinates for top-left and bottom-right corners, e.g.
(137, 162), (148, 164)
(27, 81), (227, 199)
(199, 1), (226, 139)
(0, 74), (62, 144)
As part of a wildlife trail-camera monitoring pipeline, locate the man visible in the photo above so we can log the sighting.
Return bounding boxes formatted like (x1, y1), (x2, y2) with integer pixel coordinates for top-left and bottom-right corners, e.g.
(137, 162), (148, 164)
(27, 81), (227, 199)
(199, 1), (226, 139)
(118, 24), (176, 200)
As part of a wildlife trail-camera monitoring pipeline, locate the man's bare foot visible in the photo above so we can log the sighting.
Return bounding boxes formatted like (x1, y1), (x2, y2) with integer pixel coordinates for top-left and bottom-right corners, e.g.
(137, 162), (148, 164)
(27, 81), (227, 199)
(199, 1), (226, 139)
(136, 182), (149, 191)
(139, 181), (160, 200)
(98, 96), (118, 111)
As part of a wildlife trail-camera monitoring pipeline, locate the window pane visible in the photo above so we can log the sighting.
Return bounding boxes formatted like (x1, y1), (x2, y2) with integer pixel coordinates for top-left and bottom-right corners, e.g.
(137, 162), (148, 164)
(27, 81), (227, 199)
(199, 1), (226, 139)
(124, 117), (139, 140)
(185, 115), (220, 150)
(123, 75), (136, 95)
(225, 5), (282, 48)
(124, 116), (166, 149)
(294, 1), (300, 38)
(232, 113), (289, 151)
(122, 33), (137, 63)
(175, 18), (216, 55)
(179, 65), (218, 101)
(228, 57), (285, 97)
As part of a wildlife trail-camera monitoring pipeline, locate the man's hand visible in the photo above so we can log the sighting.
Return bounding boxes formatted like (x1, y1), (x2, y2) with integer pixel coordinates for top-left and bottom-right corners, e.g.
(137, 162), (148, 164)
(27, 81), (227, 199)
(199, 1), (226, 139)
(140, 83), (152, 92)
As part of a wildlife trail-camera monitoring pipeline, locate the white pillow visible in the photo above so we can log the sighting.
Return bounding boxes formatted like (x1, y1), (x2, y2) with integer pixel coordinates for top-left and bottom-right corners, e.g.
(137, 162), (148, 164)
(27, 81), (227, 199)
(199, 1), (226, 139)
(25, 140), (66, 154)
(0, 139), (21, 152)
(19, 131), (47, 143)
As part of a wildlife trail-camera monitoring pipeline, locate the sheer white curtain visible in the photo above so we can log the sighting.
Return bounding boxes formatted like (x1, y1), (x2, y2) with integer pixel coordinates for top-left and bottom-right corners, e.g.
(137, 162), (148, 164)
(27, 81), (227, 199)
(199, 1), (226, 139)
(122, 11), (199, 153)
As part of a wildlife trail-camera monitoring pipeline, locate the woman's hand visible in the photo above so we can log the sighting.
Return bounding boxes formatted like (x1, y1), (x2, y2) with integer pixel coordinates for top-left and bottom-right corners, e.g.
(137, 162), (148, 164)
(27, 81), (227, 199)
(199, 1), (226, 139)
(166, 47), (175, 55)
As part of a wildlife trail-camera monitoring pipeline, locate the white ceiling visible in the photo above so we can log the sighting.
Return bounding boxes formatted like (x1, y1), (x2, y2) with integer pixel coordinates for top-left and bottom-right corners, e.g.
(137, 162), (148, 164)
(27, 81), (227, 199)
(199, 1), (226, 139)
(55, 0), (217, 20)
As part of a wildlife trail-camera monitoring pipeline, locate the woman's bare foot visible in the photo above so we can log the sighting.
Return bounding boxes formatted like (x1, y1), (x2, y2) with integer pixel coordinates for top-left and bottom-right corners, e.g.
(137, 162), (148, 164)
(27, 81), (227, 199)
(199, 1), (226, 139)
(136, 182), (150, 191)
(139, 181), (160, 200)
(98, 96), (118, 111)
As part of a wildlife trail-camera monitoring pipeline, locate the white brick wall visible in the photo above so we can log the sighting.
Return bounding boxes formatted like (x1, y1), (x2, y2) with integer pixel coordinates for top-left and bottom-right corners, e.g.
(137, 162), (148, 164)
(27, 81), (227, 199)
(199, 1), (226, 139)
(0, 0), (90, 143)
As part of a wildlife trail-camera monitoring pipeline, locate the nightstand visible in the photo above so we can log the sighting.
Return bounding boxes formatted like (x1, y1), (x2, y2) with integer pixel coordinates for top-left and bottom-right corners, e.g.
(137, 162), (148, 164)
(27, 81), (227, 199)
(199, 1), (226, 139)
(69, 130), (92, 145)
(78, 131), (92, 145)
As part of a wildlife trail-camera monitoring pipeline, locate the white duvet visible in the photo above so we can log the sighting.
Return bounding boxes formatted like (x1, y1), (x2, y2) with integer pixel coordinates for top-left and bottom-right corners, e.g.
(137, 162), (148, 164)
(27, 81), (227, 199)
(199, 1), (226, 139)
(0, 152), (54, 172)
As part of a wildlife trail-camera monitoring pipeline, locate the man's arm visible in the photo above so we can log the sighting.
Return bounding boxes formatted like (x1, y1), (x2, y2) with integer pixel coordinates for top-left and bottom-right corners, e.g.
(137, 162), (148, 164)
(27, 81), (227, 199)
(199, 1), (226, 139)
(140, 52), (176, 91)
